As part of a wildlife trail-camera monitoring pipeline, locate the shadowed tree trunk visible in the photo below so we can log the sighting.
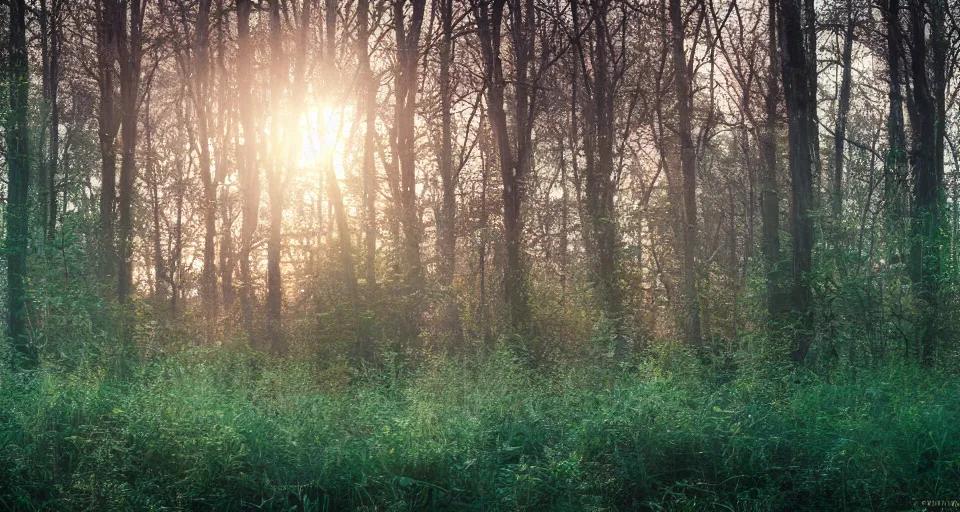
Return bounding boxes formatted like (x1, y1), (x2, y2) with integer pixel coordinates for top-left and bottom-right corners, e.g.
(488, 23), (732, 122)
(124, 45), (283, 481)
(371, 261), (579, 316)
(266, 0), (286, 355)
(6, 0), (33, 368)
(358, 0), (377, 293)
(670, 0), (702, 347)
(580, 0), (625, 356)
(832, 0), (855, 220)
(883, 0), (908, 259)
(117, 0), (146, 303)
(474, 0), (536, 340)
(194, 0), (219, 327)
(761, 0), (785, 324)
(438, 0), (464, 351)
(96, 0), (122, 284)
(236, 0), (260, 340)
(907, 0), (946, 365)
(779, 0), (817, 363)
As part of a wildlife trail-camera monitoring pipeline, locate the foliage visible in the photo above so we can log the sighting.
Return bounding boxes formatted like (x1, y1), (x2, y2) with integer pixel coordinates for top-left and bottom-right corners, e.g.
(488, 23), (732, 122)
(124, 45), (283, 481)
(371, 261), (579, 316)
(1, 345), (957, 511)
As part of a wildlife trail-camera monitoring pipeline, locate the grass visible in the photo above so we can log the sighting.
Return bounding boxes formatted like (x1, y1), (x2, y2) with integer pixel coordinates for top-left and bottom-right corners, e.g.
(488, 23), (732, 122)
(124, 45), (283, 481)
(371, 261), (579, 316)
(1, 346), (958, 511)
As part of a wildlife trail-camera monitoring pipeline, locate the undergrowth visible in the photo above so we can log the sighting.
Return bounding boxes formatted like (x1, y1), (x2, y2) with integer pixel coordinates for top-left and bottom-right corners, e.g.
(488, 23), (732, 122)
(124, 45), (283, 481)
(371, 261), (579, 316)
(0, 346), (957, 511)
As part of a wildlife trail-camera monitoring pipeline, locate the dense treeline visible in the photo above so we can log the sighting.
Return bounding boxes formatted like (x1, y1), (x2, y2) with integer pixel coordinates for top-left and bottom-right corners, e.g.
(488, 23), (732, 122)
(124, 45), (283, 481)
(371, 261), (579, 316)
(1, 0), (960, 508)
(1, 0), (957, 366)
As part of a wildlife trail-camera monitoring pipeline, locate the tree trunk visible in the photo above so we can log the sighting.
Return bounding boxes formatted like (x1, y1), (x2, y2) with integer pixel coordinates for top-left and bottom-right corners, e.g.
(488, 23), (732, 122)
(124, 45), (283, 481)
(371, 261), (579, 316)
(266, 0), (286, 355)
(761, 0), (785, 324)
(97, 0), (121, 284)
(883, 0), (908, 259)
(474, 0), (534, 339)
(394, 0), (427, 284)
(193, 0), (219, 328)
(907, 0), (945, 365)
(236, 0), (260, 339)
(117, 0), (144, 303)
(779, 0), (817, 363)
(438, 0), (463, 350)
(582, 0), (624, 356)
(832, 0), (855, 220)
(6, 0), (33, 367)
(358, 0), (377, 292)
(670, 0), (702, 347)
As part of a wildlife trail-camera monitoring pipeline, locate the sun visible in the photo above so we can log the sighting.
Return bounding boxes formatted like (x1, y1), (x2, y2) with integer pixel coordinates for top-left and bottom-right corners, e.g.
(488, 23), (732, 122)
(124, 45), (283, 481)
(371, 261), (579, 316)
(297, 104), (349, 180)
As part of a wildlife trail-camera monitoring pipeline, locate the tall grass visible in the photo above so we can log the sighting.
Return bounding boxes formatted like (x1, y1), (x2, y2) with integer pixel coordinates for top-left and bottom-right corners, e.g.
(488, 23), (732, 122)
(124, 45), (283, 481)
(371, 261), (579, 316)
(1, 346), (957, 510)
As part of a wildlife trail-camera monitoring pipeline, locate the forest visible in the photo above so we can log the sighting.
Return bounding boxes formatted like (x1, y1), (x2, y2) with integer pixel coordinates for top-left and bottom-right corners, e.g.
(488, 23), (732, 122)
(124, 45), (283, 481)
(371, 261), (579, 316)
(1, 0), (960, 509)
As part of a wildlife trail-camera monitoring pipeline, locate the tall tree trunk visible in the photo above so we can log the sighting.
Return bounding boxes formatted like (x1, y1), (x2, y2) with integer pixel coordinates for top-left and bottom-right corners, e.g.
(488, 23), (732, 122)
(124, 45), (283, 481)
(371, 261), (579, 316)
(47, 0), (60, 238)
(438, 0), (463, 350)
(236, 0), (260, 339)
(266, 0), (286, 355)
(216, 0), (234, 310)
(883, 0), (908, 259)
(761, 0), (785, 323)
(394, 0), (426, 284)
(832, 0), (855, 220)
(6, 0), (33, 367)
(97, 0), (121, 284)
(194, 0), (219, 327)
(146, 92), (166, 300)
(779, 0), (817, 363)
(907, 0), (945, 365)
(117, 0), (145, 303)
(582, 0), (624, 356)
(358, 0), (377, 291)
(474, 0), (534, 339)
(39, 0), (61, 239)
(670, 0), (702, 347)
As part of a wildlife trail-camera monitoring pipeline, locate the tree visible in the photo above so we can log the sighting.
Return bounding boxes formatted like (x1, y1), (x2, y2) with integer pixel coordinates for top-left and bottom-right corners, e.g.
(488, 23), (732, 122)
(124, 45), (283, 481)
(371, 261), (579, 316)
(473, 0), (537, 339)
(6, 0), (33, 367)
(670, 0), (702, 347)
(779, 0), (817, 363)
(236, 0), (260, 337)
(116, 0), (146, 303)
(579, 0), (625, 355)
(266, 0), (285, 354)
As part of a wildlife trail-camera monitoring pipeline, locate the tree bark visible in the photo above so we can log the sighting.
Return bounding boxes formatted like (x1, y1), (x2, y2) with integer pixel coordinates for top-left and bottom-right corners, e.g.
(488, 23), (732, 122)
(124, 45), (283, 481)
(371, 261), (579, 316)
(761, 0), (785, 324)
(670, 0), (702, 347)
(779, 0), (817, 363)
(6, 0), (33, 367)
(236, 0), (260, 339)
(266, 0), (286, 355)
(832, 0), (855, 220)
(117, 0), (145, 303)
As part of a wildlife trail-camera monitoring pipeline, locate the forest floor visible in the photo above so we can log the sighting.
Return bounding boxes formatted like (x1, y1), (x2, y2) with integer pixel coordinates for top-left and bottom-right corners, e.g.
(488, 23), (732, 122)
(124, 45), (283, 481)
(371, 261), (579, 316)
(1, 345), (958, 511)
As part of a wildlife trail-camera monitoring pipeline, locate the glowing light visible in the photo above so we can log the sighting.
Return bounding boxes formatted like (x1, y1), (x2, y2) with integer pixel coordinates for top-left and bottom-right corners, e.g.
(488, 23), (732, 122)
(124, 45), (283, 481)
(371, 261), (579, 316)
(296, 104), (350, 181)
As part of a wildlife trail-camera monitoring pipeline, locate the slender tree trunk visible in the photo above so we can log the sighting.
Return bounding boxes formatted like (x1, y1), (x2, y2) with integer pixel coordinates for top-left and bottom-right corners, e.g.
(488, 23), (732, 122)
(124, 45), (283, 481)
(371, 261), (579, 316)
(670, 0), (702, 347)
(266, 0), (286, 355)
(474, 0), (533, 338)
(236, 0), (260, 339)
(779, 0), (817, 363)
(216, 0), (234, 309)
(907, 0), (945, 365)
(832, 0), (855, 220)
(394, 0), (427, 284)
(761, 0), (785, 323)
(358, 0), (377, 291)
(883, 0), (908, 259)
(194, 0), (219, 327)
(438, 0), (463, 350)
(97, 0), (121, 284)
(582, 0), (624, 356)
(6, 0), (33, 368)
(117, 0), (144, 303)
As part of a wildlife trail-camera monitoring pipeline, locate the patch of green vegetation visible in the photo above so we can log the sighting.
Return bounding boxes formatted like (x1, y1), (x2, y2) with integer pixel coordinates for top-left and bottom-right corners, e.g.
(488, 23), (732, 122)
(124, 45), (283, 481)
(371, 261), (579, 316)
(1, 347), (957, 511)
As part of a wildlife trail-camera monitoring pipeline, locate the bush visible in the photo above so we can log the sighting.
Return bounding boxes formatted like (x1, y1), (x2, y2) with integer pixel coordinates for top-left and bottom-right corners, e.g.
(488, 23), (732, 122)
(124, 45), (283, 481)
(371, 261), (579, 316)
(0, 347), (957, 510)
